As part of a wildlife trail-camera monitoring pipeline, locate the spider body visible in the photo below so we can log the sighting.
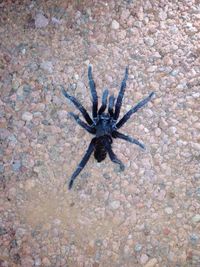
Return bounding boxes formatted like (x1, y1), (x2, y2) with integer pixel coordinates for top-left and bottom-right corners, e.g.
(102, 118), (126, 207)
(62, 66), (154, 189)
(96, 115), (113, 137)
(94, 135), (111, 162)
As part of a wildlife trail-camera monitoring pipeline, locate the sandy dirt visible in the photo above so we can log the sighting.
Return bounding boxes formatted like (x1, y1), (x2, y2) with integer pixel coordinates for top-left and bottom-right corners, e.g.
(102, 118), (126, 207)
(0, 0), (200, 266)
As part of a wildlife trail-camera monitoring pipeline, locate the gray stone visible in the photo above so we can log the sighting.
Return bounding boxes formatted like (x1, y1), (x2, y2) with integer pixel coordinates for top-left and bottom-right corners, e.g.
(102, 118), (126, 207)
(189, 233), (199, 244)
(23, 84), (32, 95)
(171, 69), (179, 76)
(51, 17), (62, 25)
(144, 37), (154, 46)
(0, 163), (4, 173)
(192, 214), (200, 223)
(109, 200), (120, 210)
(35, 13), (49, 28)
(0, 227), (7, 235)
(12, 80), (20, 91)
(12, 160), (21, 172)
(40, 61), (54, 73)
(135, 243), (142, 252)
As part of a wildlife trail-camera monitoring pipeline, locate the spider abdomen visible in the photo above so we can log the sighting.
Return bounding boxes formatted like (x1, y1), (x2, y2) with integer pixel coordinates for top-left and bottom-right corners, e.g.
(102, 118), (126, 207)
(94, 136), (110, 162)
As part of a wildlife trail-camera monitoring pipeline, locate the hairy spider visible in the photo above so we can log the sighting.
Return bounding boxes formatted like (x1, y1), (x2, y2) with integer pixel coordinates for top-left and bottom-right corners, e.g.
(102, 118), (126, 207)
(62, 66), (154, 189)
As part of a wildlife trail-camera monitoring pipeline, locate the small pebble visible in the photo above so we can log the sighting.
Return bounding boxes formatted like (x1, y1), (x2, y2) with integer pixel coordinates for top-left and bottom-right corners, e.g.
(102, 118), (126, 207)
(189, 233), (199, 244)
(35, 13), (49, 28)
(192, 214), (200, 223)
(144, 37), (154, 46)
(144, 258), (158, 267)
(51, 17), (62, 25)
(22, 112), (33, 121)
(0, 163), (4, 173)
(155, 128), (161, 137)
(135, 243), (142, 252)
(12, 160), (21, 172)
(140, 254), (149, 264)
(34, 258), (42, 266)
(23, 84), (32, 95)
(42, 257), (51, 266)
(111, 20), (120, 30)
(165, 207), (173, 215)
(0, 227), (7, 235)
(159, 11), (167, 20)
(40, 61), (54, 73)
(109, 200), (120, 210)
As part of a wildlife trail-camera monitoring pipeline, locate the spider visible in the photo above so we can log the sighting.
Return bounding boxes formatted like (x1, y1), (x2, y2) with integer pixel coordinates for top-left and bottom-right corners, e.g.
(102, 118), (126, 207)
(62, 66), (154, 189)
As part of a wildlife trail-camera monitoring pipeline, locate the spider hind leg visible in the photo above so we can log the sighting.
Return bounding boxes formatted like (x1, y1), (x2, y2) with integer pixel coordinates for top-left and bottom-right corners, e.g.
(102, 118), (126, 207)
(68, 138), (95, 189)
(105, 137), (125, 171)
(112, 131), (145, 149)
(114, 67), (128, 121)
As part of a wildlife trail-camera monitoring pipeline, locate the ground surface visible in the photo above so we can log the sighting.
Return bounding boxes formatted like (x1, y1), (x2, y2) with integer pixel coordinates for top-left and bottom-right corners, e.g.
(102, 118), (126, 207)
(0, 0), (200, 266)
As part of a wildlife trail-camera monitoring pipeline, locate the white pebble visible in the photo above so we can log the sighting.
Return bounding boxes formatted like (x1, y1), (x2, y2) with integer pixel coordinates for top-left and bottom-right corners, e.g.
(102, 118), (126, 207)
(140, 254), (149, 264)
(144, 258), (158, 267)
(165, 207), (173, 215)
(109, 200), (120, 210)
(144, 37), (154, 47)
(22, 112), (33, 121)
(111, 20), (120, 30)
(155, 128), (162, 136)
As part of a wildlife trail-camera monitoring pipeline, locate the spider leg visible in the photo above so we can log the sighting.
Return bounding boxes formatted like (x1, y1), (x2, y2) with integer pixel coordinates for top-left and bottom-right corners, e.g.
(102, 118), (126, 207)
(116, 92), (154, 129)
(105, 138), (125, 171)
(113, 67), (128, 121)
(68, 138), (95, 189)
(108, 95), (115, 117)
(98, 89), (108, 115)
(112, 131), (145, 149)
(69, 112), (96, 134)
(88, 66), (98, 119)
(62, 87), (93, 125)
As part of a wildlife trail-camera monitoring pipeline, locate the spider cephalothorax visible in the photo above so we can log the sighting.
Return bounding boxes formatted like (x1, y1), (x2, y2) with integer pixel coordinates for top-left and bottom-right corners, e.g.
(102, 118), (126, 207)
(62, 66), (154, 189)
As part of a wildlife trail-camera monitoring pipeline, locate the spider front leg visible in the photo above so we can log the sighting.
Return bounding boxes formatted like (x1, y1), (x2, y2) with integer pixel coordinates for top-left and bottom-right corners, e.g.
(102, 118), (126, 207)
(88, 66), (98, 119)
(62, 87), (93, 125)
(68, 138), (96, 189)
(69, 112), (96, 134)
(108, 95), (115, 117)
(116, 92), (154, 129)
(98, 89), (108, 115)
(113, 67), (128, 121)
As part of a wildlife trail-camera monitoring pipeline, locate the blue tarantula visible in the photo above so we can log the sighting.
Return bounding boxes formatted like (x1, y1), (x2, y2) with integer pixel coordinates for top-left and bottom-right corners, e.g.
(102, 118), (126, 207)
(62, 66), (154, 189)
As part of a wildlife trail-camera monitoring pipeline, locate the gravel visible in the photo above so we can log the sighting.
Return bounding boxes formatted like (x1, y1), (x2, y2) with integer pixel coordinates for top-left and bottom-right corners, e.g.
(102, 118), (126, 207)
(1, 0), (199, 266)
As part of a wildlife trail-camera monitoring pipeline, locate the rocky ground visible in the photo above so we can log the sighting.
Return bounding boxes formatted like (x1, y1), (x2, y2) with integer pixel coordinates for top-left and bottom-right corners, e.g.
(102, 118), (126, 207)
(0, 0), (200, 266)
